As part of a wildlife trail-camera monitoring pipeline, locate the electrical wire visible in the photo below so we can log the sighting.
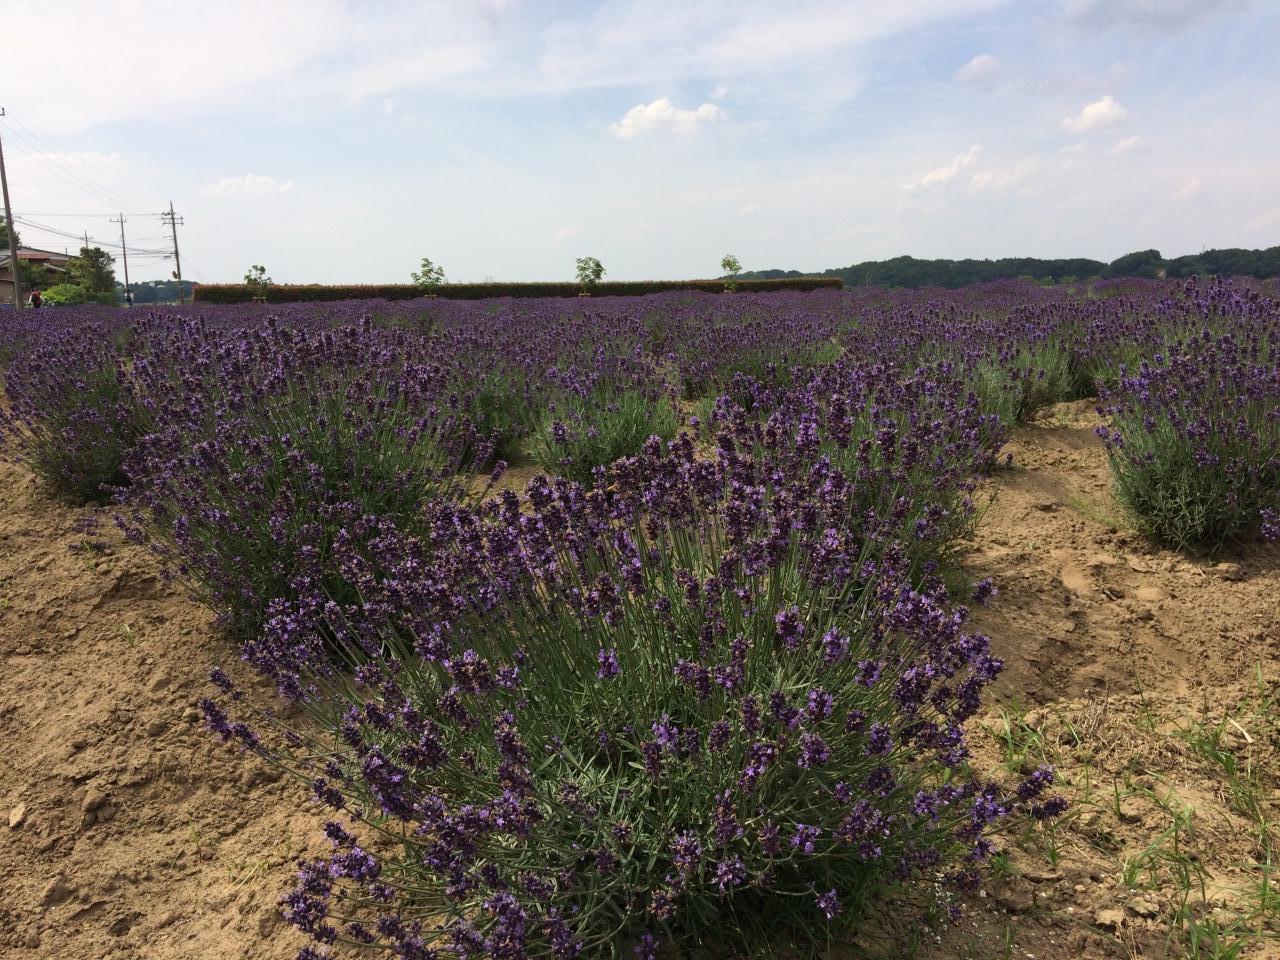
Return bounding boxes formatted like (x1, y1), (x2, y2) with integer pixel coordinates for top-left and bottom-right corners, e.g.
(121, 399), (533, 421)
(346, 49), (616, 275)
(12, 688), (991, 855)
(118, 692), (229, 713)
(2, 128), (136, 213)
(3, 109), (147, 212)
(14, 216), (172, 257)
(17, 211), (155, 218)
(179, 255), (207, 282)
(17, 221), (167, 255)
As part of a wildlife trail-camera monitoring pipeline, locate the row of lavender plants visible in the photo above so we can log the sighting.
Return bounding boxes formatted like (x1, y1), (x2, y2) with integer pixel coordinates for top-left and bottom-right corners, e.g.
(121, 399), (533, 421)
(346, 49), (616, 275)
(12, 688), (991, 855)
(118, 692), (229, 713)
(0, 277), (1274, 956)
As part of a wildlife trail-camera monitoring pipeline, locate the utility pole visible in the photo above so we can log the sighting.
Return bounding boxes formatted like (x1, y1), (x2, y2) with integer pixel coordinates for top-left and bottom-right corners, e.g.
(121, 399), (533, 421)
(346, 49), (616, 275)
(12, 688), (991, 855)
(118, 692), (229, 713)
(111, 213), (131, 306)
(161, 201), (184, 304)
(0, 108), (23, 311)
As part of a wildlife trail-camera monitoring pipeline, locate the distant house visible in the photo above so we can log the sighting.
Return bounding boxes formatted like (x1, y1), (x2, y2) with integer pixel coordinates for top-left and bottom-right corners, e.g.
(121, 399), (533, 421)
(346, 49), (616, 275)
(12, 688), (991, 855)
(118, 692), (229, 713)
(0, 246), (73, 302)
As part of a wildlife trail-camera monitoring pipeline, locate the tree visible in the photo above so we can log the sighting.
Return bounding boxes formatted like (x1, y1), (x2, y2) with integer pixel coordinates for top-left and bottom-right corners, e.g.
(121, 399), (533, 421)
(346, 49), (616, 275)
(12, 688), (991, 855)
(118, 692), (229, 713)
(411, 257), (446, 287)
(66, 246), (117, 296)
(0, 216), (19, 250)
(575, 256), (605, 286)
(1103, 249), (1163, 280)
(244, 264), (273, 300)
(20, 261), (51, 292)
(721, 253), (742, 292)
(41, 282), (92, 306)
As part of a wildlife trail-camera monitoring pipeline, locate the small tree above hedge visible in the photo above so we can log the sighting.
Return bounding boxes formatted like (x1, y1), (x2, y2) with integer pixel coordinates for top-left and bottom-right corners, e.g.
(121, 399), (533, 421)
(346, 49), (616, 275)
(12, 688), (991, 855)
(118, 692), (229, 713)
(575, 256), (605, 286)
(411, 257), (446, 287)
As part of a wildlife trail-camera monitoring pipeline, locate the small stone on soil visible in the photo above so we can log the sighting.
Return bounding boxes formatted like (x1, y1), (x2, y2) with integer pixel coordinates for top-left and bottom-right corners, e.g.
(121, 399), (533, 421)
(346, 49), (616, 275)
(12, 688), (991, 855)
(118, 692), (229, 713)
(81, 784), (109, 814)
(41, 875), (75, 907)
(1092, 907), (1125, 931)
(1212, 562), (1245, 581)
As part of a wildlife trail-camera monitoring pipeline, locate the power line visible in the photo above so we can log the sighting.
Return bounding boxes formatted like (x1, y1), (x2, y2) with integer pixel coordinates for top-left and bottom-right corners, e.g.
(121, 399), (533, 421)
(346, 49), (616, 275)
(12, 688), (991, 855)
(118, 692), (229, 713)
(5, 112), (136, 204)
(18, 211), (154, 217)
(13, 215), (171, 256)
(3, 109), (144, 211)
(179, 253), (207, 283)
(15, 216), (168, 253)
(1, 126), (138, 213)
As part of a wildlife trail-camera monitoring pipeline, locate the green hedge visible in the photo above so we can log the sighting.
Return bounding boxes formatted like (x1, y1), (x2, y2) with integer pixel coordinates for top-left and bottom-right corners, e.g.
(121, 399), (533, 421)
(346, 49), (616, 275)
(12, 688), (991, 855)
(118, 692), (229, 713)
(191, 277), (842, 304)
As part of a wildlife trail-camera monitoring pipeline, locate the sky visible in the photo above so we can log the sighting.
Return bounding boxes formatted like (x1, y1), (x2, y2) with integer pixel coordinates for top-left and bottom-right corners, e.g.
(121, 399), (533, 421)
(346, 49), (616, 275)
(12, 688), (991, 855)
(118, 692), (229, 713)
(1, 0), (1278, 284)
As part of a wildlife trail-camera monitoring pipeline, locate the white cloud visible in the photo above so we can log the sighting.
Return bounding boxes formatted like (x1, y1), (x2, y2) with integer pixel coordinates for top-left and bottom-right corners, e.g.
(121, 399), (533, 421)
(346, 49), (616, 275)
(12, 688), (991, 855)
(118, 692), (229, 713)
(382, 98), (396, 115)
(1172, 177), (1202, 201)
(5, 0), (1007, 134)
(0, 1), (494, 133)
(1061, 95), (1128, 134)
(1063, 0), (1247, 32)
(4, 149), (142, 229)
(969, 156), (1040, 192)
(539, 0), (1003, 92)
(740, 203), (759, 215)
(200, 174), (297, 196)
(9, 149), (129, 183)
(1110, 135), (1141, 155)
(712, 84), (729, 100)
(610, 98), (723, 139)
(955, 53), (998, 83)
(909, 145), (981, 190)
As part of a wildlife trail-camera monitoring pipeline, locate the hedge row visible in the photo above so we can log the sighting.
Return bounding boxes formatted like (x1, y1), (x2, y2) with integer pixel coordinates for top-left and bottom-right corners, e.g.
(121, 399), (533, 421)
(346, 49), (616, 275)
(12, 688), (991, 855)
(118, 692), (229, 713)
(191, 277), (843, 304)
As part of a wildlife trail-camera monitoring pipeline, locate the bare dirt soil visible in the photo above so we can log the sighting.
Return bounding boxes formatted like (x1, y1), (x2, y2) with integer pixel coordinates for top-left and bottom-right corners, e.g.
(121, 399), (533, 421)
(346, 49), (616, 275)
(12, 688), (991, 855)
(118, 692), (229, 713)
(2, 401), (1277, 959)
(936, 401), (1280, 960)
(0, 461), (325, 959)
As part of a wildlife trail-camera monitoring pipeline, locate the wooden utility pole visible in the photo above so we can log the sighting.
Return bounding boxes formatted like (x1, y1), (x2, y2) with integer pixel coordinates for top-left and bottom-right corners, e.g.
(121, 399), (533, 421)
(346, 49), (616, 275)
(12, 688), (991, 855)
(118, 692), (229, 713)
(161, 201), (184, 303)
(0, 108), (22, 310)
(111, 213), (131, 305)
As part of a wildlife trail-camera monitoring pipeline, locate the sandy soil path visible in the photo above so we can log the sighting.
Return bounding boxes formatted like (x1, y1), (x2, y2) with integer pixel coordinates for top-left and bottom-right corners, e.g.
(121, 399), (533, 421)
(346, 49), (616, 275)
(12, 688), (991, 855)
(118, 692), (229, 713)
(0, 461), (324, 959)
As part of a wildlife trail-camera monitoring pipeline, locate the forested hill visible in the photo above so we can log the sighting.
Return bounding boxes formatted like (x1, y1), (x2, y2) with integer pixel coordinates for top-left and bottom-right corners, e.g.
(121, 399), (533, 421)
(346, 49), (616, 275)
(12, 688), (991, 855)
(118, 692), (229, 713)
(739, 246), (1280, 288)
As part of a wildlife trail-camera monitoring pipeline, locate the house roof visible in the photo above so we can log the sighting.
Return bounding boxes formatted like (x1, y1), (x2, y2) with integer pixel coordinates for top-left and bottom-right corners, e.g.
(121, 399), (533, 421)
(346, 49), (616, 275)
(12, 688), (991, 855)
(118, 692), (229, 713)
(0, 246), (74, 268)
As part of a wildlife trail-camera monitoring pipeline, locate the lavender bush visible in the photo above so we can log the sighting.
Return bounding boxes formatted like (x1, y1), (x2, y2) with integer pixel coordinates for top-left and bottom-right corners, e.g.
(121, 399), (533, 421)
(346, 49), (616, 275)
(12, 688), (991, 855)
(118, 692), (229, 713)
(1097, 326), (1279, 550)
(121, 318), (478, 637)
(969, 340), (1076, 427)
(0, 321), (147, 503)
(207, 415), (1061, 958)
(530, 387), (678, 484)
(527, 346), (678, 484)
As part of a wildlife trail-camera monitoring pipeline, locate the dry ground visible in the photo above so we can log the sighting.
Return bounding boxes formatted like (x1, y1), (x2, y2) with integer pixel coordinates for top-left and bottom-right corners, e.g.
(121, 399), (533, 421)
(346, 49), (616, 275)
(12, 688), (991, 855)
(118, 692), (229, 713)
(933, 401), (1280, 960)
(1, 401), (1277, 959)
(0, 461), (325, 959)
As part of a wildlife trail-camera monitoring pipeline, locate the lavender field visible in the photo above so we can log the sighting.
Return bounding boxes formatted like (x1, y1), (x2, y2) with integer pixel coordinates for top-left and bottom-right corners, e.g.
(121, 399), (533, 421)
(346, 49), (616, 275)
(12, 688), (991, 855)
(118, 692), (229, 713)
(1, 278), (1278, 959)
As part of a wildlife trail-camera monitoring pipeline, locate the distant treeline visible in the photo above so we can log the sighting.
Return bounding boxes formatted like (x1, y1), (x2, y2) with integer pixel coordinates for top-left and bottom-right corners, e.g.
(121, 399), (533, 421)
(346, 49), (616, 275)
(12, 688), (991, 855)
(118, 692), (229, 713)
(740, 246), (1280, 288)
(115, 279), (196, 304)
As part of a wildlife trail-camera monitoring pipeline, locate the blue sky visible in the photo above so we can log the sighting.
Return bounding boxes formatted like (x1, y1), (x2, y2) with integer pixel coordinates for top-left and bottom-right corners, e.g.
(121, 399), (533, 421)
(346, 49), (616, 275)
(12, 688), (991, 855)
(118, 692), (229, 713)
(2, 0), (1277, 283)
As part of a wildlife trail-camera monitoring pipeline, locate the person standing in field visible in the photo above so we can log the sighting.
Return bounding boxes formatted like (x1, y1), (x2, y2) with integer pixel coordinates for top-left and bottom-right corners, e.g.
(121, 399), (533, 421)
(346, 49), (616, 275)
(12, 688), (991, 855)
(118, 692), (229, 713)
(28, 289), (42, 309)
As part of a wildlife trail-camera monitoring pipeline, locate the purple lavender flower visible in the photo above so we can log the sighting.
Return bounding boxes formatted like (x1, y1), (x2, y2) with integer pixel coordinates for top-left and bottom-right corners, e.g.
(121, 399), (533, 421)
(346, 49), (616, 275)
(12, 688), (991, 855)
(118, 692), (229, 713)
(790, 824), (820, 856)
(814, 887), (841, 920)
(713, 857), (747, 895)
(596, 647), (621, 680)
(797, 732), (831, 769)
(774, 607), (804, 651)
